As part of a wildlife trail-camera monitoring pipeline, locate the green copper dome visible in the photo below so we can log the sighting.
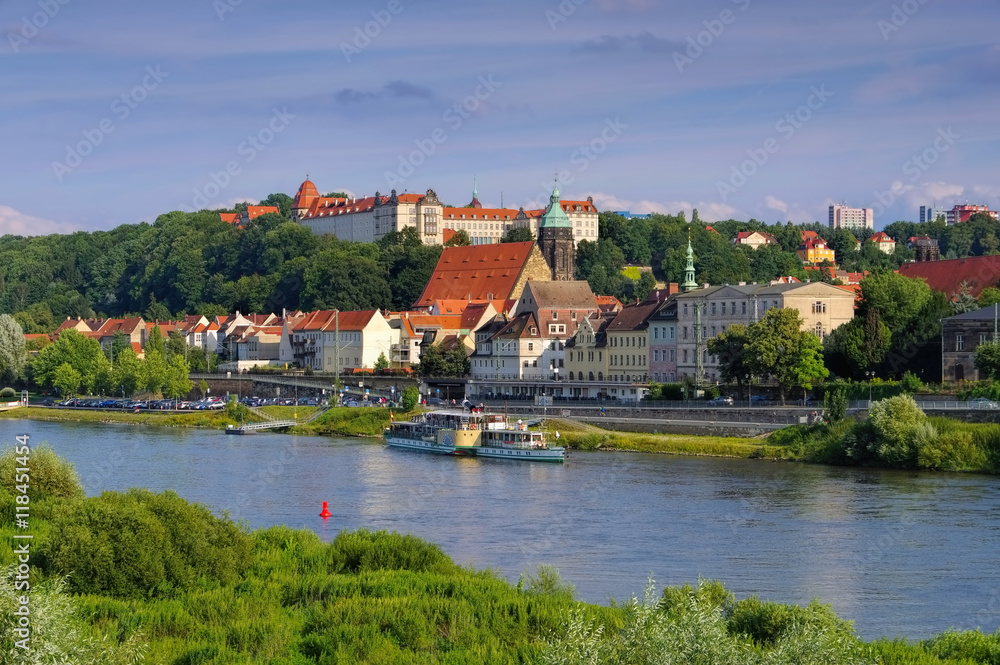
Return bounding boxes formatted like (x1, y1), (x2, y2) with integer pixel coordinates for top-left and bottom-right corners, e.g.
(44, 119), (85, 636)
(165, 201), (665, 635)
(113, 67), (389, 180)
(539, 186), (573, 228)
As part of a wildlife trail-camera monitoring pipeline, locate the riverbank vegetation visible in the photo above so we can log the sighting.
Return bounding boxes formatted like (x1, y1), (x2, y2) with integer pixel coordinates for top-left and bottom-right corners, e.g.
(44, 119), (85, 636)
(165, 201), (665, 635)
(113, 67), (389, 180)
(545, 420), (790, 459)
(3, 447), (1000, 663)
(772, 394), (1000, 473)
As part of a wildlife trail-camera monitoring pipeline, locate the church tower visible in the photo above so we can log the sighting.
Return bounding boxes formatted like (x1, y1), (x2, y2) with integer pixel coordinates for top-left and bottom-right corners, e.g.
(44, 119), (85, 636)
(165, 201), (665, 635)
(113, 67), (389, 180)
(537, 185), (576, 281)
(681, 232), (698, 292)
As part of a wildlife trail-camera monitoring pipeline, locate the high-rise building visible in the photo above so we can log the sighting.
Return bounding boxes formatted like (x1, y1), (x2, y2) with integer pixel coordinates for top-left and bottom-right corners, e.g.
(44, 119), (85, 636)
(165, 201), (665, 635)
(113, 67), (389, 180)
(829, 204), (874, 230)
(920, 205), (949, 224)
(946, 204), (998, 225)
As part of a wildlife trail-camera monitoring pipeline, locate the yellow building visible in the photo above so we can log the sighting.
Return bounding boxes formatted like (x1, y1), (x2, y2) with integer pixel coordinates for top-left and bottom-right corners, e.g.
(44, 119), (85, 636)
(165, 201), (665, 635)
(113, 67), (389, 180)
(797, 238), (836, 264)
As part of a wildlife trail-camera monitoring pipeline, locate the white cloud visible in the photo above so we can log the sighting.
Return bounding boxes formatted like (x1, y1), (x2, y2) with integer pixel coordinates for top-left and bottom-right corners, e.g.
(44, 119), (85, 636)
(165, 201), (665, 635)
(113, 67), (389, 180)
(0, 206), (77, 236)
(765, 195), (788, 215)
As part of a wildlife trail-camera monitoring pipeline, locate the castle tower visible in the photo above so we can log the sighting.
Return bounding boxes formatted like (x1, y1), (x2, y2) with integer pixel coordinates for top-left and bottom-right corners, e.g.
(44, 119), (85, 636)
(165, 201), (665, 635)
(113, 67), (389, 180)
(291, 177), (320, 222)
(467, 176), (483, 209)
(537, 185), (575, 281)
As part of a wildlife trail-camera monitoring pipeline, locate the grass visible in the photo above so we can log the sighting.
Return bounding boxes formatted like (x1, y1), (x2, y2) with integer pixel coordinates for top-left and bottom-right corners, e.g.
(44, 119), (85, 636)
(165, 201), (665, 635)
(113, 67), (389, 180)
(545, 420), (792, 459)
(255, 405), (320, 421)
(0, 406), (238, 429)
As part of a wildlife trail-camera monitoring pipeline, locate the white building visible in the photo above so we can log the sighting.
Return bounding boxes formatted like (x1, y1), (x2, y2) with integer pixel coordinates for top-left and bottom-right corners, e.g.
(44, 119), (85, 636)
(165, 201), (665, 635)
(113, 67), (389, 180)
(829, 204), (874, 230)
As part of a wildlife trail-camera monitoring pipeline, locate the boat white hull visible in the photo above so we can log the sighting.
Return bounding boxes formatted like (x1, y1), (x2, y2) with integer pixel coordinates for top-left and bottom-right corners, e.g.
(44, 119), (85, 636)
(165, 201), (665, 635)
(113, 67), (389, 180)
(476, 447), (565, 463)
(384, 435), (471, 456)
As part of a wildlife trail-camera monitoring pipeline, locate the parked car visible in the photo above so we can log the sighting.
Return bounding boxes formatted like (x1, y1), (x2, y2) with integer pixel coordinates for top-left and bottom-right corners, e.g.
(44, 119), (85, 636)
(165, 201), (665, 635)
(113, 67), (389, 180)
(707, 396), (734, 406)
(968, 397), (1000, 409)
(425, 397), (447, 406)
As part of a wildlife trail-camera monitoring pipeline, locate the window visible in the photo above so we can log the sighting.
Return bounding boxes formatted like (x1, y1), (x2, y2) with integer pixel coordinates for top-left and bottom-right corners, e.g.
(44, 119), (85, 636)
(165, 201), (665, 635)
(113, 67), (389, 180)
(532, 360), (537, 367)
(549, 324), (566, 335)
(957, 335), (965, 351)
(669, 349), (675, 362)
(732, 302), (736, 314)
(572, 311), (577, 320)
(683, 304), (689, 317)
(812, 301), (827, 314)
(711, 303), (716, 316)
(530, 327), (537, 335)
(683, 349), (688, 363)
(654, 327), (660, 340)
(669, 326), (675, 340)
(742, 302), (747, 315)
(528, 343), (533, 351)
(683, 327), (688, 340)
(654, 350), (660, 362)
(981, 334), (989, 345)
(552, 312), (558, 320)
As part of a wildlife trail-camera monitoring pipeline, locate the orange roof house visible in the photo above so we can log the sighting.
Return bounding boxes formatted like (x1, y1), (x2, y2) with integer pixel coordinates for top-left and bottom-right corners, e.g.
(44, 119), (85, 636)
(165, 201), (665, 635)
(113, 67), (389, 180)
(219, 213), (239, 225)
(413, 241), (552, 309)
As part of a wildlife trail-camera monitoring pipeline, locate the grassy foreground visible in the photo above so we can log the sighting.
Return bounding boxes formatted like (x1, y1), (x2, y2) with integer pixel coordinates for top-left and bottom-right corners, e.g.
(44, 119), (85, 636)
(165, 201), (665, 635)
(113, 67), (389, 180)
(4, 448), (1000, 664)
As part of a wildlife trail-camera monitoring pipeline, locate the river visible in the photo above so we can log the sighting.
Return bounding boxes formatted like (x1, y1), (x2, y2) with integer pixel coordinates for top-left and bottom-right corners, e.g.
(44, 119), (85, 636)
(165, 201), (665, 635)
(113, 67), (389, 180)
(2, 419), (999, 641)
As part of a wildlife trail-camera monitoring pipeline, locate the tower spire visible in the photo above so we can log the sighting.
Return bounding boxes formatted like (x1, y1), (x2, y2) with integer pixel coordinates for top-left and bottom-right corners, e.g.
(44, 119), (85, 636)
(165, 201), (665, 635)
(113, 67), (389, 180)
(682, 228), (698, 292)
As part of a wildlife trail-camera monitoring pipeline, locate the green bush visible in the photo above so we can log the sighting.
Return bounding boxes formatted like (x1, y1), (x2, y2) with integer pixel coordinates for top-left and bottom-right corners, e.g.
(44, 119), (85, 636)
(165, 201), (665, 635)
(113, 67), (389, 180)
(40, 489), (252, 598)
(922, 629), (1000, 662)
(521, 565), (575, 602)
(0, 444), (85, 500)
(726, 596), (856, 646)
(329, 529), (456, 575)
(401, 386), (419, 411)
(0, 387), (15, 400)
(868, 395), (929, 467)
(824, 385), (849, 423)
(917, 430), (988, 471)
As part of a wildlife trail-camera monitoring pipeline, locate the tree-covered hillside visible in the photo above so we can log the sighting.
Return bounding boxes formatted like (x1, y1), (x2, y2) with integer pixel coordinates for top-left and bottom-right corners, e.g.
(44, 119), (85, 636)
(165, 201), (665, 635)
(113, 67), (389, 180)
(1, 197), (996, 334)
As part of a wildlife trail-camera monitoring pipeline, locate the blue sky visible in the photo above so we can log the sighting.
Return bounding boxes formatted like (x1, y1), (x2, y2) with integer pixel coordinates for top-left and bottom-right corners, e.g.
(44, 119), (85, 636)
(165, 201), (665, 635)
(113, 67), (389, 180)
(1, 0), (998, 235)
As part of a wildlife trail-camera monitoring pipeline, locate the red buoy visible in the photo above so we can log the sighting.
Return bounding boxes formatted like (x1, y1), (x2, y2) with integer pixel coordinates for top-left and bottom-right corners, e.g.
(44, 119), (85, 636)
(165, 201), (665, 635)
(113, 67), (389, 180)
(319, 501), (331, 519)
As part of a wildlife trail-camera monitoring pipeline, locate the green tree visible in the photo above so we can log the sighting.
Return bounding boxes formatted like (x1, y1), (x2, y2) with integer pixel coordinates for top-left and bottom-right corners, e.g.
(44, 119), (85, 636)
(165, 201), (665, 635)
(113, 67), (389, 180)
(163, 355), (193, 400)
(951, 281), (980, 314)
(414, 344), (470, 378)
(165, 330), (187, 361)
(0, 314), (27, 382)
(748, 308), (828, 403)
(374, 352), (390, 372)
(825, 309), (891, 378)
(53, 362), (82, 397)
(444, 229), (472, 246)
(401, 385), (419, 410)
(33, 329), (105, 394)
(111, 347), (144, 397)
(147, 324), (165, 358)
(502, 226), (535, 243)
(144, 295), (172, 323)
(143, 349), (167, 395)
(975, 342), (1000, 381)
(978, 287), (1000, 309)
(199, 378), (209, 398)
(107, 330), (131, 363)
(707, 324), (752, 398)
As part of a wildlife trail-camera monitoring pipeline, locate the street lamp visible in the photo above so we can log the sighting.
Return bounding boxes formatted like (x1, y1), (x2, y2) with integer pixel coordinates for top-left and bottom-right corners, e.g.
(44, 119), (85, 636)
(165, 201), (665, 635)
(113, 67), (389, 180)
(865, 371), (875, 406)
(745, 374), (752, 407)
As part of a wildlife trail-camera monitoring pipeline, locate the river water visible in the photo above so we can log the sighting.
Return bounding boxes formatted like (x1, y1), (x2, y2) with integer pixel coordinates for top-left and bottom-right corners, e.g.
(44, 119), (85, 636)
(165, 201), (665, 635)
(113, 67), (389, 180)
(2, 419), (999, 641)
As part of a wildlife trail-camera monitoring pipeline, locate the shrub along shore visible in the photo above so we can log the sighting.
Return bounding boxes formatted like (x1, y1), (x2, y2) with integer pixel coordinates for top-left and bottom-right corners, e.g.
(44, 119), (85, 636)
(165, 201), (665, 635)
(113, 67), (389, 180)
(3, 446), (1000, 664)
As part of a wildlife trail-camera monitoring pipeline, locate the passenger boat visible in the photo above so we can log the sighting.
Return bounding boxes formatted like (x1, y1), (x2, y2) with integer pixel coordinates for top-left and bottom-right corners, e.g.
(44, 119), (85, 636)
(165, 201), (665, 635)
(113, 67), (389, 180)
(384, 410), (565, 462)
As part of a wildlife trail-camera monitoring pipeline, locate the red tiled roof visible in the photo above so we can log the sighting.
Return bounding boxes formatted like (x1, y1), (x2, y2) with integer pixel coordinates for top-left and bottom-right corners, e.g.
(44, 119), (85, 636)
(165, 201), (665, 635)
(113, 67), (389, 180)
(898, 255), (1000, 299)
(869, 231), (895, 243)
(220, 213), (239, 224)
(245, 206), (280, 221)
(292, 310), (379, 332)
(413, 241), (536, 308)
(442, 207), (519, 220)
(801, 230), (822, 241)
(560, 200), (598, 214)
